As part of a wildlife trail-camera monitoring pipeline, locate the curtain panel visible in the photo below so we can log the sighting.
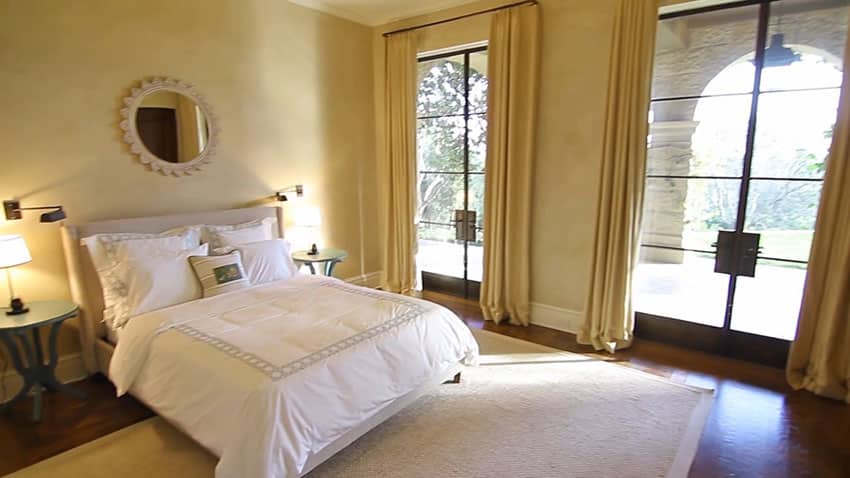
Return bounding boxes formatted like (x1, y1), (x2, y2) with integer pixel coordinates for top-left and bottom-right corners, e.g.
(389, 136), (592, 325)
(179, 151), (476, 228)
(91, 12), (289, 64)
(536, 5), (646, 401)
(578, 0), (658, 352)
(786, 16), (850, 403)
(480, 3), (541, 326)
(380, 32), (419, 295)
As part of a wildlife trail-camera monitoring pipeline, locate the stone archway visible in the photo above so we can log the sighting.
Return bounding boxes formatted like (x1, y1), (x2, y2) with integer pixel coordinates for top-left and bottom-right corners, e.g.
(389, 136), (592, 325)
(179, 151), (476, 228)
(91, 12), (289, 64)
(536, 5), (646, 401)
(643, 2), (848, 264)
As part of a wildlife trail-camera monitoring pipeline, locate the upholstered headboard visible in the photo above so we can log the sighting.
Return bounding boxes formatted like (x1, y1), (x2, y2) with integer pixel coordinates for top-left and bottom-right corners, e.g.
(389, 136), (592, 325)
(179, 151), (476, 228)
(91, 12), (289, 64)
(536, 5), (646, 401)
(60, 206), (284, 375)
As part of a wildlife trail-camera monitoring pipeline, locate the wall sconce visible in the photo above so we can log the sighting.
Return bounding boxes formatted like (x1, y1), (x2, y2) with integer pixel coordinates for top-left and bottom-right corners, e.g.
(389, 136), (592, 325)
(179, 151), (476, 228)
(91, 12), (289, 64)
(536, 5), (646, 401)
(3, 200), (66, 223)
(275, 185), (304, 202)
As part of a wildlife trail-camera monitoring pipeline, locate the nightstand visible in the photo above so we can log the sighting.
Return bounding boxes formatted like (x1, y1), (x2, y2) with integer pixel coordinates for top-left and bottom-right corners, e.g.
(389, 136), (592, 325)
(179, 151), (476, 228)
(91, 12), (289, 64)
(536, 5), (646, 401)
(0, 300), (87, 422)
(292, 248), (348, 277)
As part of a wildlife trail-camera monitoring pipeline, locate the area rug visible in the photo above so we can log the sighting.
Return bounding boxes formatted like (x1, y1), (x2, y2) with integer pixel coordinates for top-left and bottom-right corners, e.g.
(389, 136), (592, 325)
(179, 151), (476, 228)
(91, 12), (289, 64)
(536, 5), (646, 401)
(5, 330), (713, 478)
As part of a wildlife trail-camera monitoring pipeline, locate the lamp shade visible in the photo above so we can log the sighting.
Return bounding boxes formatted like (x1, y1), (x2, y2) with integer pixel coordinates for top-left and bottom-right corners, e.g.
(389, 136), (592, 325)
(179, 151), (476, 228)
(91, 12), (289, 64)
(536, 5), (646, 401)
(0, 235), (32, 268)
(293, 207), (322, 228)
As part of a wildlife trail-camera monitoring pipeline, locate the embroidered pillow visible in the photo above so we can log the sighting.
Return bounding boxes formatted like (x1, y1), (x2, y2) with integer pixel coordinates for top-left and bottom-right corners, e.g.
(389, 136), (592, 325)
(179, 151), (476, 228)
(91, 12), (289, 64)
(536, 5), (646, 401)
(201, 218), (277, 249)
(109, 243), (208, 328)
(81, 228), (201, 329)
(189, 251), (250, 297)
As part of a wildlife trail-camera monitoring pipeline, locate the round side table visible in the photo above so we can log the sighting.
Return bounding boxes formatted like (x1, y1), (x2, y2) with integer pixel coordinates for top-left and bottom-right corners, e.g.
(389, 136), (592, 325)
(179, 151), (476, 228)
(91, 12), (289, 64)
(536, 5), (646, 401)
(292, 248), (348, 277)
(0, 300), (87, 422)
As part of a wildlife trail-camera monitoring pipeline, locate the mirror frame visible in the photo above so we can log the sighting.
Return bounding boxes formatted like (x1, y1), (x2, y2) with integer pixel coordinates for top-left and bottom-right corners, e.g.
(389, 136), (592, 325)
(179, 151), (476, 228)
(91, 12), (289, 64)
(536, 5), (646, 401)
(120, 78), (219, 176)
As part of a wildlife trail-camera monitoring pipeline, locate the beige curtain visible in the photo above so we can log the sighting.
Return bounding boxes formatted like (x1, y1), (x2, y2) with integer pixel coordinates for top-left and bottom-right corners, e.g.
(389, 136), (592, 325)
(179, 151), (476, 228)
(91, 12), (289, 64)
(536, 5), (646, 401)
(480, 4), (540, 326)
(380, 32), (418, 295)
(578, 0), (658, 353)
(786, 26), (850, 403)
(176, 95), (203, 162)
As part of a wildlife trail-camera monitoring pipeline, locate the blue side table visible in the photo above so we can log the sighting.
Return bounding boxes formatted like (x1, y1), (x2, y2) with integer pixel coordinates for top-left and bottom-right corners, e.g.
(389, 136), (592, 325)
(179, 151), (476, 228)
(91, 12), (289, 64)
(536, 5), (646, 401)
(0, 300), (87, 422)
(292, 248), (348, 277)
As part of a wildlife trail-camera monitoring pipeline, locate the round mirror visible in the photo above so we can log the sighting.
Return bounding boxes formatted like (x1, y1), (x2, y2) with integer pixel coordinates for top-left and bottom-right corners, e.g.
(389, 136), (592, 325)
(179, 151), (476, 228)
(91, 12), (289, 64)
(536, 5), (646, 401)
(136, 90), (210, 163)
(120, 78), (219, 176)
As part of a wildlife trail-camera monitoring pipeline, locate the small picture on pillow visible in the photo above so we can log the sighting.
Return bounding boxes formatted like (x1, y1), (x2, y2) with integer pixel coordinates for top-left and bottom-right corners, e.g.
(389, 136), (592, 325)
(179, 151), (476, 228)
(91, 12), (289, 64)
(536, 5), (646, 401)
(214, 264), (244, 284)
(189, 251), (250, 297)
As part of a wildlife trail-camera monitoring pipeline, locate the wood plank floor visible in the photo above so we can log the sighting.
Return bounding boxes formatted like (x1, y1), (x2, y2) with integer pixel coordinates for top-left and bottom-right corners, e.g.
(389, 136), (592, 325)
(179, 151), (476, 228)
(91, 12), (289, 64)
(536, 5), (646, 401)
(0, 291), (847, 477)
(0, 375), (154, 476)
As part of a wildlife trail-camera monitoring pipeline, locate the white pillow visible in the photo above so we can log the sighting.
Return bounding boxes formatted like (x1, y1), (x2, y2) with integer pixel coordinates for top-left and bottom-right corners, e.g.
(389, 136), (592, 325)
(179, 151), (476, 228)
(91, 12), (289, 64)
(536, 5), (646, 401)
(189, 251), (251, 297)
(83, 230), (201, 329)
(109, 243), (209, 328)
(202, 218), (277, 249)
(81, 227), (201, 272)
(214, 239), (298, 285)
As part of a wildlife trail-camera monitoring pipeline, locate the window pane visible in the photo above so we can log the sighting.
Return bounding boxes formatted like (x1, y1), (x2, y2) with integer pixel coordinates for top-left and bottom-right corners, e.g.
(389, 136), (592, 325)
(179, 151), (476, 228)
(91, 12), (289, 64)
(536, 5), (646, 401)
(467, 241), (483, 282)
(418, 172), (463, 224)
(468, 173), (485, 235)
(469, 50), (488, 114)
(649, 97), (749, 177)
(634, 249), (729, 327)
(417, 225), (464, 279)
(730, 259), (806, 340)
(641, 178), (740, 252)
(744, 179), (822, 262)
(417, 117), (464, 172)
(759, 0), (848, 92)
(469, 114), (487, 172)
(750, 90), (839, 179)
(652, 5), (760, 99)
(417, 54), (465, 117)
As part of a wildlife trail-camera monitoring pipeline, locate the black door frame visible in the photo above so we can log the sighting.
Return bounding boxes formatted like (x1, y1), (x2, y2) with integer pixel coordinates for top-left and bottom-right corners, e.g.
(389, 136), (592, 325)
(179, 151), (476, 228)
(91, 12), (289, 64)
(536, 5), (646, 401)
(417, 46), (488, 300)
(637, 0), (833, 367)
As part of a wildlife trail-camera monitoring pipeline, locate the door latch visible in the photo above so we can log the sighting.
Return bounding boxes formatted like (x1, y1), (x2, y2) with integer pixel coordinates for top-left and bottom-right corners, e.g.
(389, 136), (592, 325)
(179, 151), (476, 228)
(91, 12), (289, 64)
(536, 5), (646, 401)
(713, 230), (761, 277)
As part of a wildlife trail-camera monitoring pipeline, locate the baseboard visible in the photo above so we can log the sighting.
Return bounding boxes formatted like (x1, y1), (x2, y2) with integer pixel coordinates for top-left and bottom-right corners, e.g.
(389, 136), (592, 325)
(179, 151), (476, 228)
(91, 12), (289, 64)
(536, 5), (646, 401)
(531, 302), (583, 335)
(345, 271), (382, 289)
(0, 353), (87, 404)
(344, 273), (582, 333)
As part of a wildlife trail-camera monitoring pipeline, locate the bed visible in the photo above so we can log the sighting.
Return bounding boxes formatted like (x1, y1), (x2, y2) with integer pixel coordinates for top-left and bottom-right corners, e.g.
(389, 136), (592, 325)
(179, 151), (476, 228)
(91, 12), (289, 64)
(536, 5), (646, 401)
(60, 206), (479, 477)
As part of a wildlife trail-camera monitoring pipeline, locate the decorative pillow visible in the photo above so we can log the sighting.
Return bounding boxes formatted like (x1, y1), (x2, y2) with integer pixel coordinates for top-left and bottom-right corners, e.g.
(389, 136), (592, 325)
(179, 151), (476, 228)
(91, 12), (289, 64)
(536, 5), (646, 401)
(81, 228), (202, 329)
(109, 243), (209, 328)
(213, 239), (298, 285)
(202, 218), (277, 249)
(189, 251), (251, 297)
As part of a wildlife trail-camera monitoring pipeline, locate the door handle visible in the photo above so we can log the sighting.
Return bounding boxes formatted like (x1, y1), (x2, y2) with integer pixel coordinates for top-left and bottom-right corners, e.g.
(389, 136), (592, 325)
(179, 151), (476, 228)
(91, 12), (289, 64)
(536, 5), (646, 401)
(714, 231), (736, 275)
(713, 231), (761, 277)
(454, 210), (477, 242)
(737, 233), (761, 277)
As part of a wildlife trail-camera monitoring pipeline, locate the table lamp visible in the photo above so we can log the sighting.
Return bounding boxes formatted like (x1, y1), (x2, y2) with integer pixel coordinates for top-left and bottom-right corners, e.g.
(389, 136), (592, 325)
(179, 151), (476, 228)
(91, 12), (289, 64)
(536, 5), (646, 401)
(293, 207), (322, 255)
(0, 234), (32, 315)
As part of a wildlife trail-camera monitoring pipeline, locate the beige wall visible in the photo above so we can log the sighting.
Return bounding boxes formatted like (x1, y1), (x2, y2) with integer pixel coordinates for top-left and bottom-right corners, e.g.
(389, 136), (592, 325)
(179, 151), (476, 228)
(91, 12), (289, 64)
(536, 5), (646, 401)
(0, 0), (379, 356)
(374, 0), (619, 330)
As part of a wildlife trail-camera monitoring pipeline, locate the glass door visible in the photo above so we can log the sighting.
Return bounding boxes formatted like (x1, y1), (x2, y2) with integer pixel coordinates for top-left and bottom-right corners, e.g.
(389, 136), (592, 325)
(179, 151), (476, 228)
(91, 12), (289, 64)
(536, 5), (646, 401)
(415, 47), (488, 299)
(634, 0), (848, 366)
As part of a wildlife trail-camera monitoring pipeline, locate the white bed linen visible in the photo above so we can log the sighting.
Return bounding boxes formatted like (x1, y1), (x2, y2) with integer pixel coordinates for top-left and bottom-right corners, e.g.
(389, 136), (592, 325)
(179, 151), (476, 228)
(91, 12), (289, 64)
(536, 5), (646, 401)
(109, 275), (478, 478)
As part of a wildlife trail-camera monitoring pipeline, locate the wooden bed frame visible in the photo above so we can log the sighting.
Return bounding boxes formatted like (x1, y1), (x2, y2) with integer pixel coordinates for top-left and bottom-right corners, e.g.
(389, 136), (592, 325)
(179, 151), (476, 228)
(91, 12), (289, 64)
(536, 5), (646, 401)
(60, 206), (462, 475)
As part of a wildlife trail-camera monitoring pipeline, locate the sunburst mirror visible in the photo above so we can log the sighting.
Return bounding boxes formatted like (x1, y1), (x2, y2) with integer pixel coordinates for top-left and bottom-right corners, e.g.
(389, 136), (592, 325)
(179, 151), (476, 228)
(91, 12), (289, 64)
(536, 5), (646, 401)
(120, 78), (219, 176)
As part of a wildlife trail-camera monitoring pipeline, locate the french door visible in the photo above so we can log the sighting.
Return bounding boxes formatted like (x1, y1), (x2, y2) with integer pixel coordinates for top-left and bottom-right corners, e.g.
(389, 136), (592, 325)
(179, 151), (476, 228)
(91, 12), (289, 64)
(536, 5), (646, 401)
(415, 46), (488, 299)
(634, 0), (848, 366)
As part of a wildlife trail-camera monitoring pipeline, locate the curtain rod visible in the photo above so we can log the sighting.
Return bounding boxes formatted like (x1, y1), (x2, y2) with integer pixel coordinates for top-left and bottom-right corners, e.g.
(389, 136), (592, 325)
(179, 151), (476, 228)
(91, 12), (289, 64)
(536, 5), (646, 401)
(382, 0), (538, 37)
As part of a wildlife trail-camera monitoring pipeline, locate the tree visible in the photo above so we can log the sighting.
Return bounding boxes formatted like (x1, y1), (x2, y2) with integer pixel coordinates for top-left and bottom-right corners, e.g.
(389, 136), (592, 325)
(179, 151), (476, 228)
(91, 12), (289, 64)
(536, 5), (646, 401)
(416, 57), (488, 243)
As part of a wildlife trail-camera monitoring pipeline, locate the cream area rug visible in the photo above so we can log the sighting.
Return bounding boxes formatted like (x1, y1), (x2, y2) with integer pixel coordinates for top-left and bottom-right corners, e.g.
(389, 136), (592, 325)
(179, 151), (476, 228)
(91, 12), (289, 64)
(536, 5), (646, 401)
(6, 330), (713, 478)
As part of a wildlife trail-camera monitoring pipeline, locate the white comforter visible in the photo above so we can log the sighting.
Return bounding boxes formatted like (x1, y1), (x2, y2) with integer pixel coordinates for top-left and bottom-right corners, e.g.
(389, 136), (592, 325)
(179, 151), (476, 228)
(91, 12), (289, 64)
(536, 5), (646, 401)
(110, 275), (479, 478)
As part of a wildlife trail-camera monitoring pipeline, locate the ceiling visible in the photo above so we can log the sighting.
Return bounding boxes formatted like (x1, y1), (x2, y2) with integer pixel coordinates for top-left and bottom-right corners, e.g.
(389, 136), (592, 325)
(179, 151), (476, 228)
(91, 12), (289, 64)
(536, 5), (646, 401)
(289, 0), (480, 26)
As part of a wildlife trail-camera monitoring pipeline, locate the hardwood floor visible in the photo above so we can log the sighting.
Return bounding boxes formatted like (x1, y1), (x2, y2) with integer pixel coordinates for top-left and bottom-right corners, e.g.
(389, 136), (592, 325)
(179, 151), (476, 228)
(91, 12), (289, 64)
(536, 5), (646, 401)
(0, 376), (154, 476)
(0, 291), (847, 477)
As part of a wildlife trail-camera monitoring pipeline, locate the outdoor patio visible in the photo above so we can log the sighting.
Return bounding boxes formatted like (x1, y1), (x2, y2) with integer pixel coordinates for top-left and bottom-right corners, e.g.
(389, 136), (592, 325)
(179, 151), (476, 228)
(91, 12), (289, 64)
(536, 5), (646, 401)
(634, 254), (805, 340)
(417, 239), (803, 341)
